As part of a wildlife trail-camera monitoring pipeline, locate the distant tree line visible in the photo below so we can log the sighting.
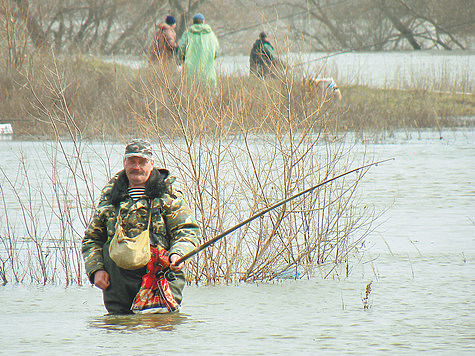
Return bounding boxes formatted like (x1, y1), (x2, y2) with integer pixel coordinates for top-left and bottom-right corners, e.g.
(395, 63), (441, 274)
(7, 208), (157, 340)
(287, 0), (472, 51)
(0, 0), (472, 60)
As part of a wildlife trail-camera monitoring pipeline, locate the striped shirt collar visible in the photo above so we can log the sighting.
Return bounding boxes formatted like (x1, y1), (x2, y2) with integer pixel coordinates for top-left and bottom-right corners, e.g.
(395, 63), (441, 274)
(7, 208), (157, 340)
(128, 187), (146, 201)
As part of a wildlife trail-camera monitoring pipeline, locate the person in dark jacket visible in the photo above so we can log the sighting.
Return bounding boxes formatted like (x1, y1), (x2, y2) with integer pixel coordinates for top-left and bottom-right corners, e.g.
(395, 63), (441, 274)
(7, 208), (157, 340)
(249, 32), (284, 78)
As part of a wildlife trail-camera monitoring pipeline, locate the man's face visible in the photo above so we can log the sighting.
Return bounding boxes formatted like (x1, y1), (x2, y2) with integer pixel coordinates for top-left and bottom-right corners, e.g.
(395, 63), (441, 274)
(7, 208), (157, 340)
(124, 156), (154, 188)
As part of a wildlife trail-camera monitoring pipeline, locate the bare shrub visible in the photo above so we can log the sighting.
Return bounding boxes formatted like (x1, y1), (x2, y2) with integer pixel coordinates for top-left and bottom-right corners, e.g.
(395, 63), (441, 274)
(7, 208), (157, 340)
(0, 0), (30, 73)
(130, 62), (379, 284)
(0, 57), (115, 285)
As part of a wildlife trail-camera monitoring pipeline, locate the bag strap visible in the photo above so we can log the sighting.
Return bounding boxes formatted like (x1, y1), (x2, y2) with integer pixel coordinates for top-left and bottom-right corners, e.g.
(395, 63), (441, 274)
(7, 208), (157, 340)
(114, 205), (122, 229)
(146, 199), (153, 231)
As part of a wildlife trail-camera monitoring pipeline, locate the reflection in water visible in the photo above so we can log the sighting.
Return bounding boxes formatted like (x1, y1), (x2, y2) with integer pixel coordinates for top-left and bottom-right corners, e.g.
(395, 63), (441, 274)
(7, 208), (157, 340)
(89, 312), (189, 332)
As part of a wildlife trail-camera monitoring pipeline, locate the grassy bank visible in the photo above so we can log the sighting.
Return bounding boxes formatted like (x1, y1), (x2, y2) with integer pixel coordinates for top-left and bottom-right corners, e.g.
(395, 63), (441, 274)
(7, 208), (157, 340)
(0, 55), (472, 139)
(341, 85), (474, 131)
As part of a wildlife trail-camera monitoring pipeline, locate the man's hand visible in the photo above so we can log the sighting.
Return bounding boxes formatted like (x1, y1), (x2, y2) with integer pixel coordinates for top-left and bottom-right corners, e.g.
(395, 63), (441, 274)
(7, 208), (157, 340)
(169, 254), (184, 272)
(94, 270), (110, 290)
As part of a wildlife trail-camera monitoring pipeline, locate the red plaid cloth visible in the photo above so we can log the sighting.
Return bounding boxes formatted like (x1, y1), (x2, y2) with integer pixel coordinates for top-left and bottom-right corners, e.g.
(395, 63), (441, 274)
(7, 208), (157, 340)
(131, 247), (179, 313)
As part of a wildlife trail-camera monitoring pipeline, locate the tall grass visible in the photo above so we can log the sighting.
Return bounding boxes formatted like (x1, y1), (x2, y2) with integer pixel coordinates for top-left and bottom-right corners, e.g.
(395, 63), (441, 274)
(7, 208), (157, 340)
(0, 50), (472, 138)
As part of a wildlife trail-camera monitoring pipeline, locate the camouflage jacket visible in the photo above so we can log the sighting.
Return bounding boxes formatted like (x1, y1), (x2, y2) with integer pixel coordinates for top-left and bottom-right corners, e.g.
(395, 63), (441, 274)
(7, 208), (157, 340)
(82, 168), (201, 283)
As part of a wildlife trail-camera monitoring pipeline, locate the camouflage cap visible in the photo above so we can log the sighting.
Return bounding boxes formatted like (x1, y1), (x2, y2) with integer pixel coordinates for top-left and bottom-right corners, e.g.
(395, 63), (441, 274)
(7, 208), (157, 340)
(124, 139), (153, 159)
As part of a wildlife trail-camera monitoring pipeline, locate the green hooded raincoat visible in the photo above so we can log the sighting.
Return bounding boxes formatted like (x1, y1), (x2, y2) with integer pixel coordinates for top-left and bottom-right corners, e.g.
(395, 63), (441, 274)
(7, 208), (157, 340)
(178, 23), (220, 89)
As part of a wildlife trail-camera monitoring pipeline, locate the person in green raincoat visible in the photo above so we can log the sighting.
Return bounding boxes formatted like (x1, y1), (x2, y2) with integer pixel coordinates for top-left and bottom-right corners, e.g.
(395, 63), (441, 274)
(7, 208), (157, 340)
(178, 13), (220, 89)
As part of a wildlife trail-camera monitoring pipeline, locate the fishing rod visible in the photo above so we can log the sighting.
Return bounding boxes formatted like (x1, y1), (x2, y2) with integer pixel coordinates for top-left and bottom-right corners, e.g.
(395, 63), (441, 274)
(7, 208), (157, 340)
(162, 157), (394, 281)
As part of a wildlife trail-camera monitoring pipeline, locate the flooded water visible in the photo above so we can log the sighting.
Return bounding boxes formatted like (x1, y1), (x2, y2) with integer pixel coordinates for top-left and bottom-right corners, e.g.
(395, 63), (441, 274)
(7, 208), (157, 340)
(219, 50), (474, 91)
(102, 50), (474, 91)
(0, 129), (473, 354)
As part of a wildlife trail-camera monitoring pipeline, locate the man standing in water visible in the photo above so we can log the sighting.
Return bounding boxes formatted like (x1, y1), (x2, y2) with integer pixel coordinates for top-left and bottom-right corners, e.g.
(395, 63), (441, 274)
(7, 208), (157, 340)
(178, 13), (220, 90)
(82, 139), (200, 314)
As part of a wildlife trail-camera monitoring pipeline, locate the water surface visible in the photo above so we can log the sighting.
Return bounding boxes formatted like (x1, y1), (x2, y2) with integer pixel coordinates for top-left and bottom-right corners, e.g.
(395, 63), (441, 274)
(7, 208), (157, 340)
(1, 129), (473, 354)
